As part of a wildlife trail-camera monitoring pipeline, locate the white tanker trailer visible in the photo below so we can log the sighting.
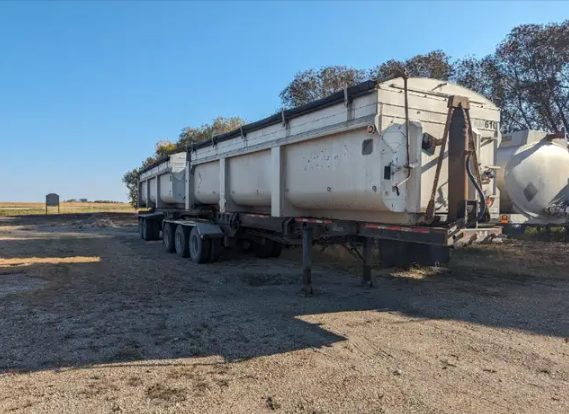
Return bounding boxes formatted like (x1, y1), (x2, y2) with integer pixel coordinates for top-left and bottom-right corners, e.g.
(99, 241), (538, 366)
(497, 130), (569, 232)
(137, 77), (503, 293)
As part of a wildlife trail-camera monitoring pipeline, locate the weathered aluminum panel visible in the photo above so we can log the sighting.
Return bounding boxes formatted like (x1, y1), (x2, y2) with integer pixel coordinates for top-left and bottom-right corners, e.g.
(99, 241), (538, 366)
(228, 150), (271, 206)
(140, 153), (186, 206)
(194, 161), (220, 205)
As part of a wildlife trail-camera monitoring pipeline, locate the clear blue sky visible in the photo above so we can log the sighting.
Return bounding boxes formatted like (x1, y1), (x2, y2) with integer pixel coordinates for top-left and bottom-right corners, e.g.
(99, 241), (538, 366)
(0, 1), (565, 202)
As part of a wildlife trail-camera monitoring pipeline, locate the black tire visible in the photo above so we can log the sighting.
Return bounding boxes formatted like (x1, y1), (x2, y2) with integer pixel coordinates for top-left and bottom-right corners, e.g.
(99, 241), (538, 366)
(189, 226), (211, 264)
(163, 223), (176, 253)
(255, 239), (274, 258)
(142, 218), (154, 241)
(174, 225), (190, 257)
(270, 241), (283, 258)
(209, 238), (222, 263)
(238, 239), (253, 252)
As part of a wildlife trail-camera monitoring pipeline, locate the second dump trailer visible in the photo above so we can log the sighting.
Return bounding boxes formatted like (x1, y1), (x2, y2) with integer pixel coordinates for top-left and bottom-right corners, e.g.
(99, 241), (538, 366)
(138, 76), (502, 293)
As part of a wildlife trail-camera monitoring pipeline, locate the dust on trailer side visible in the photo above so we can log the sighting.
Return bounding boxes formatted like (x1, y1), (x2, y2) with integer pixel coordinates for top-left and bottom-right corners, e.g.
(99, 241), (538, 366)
(137, 77), (503, 293)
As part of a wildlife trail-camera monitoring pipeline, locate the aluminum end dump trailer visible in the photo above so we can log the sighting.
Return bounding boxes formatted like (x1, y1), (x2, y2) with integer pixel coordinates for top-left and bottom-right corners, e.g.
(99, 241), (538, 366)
(138, 77), (503, 294)
(497, 129), (569, 233)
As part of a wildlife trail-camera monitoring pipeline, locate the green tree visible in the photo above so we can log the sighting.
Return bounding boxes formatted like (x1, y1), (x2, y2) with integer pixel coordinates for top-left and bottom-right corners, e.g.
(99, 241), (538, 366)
(279, 66), (368, 109)
(178, 116), (245, 148)
(370, 50), (454, 81)
(279, 53), (453, 109)
(453, 20), (569, 132)
(155, 139), (178, 158)
(122, 168), (139, 208)
(122, 116), (245, 205)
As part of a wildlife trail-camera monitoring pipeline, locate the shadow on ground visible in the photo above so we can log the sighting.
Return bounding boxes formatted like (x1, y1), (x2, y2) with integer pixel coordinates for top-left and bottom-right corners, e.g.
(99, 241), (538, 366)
(1, 214), (568, 373)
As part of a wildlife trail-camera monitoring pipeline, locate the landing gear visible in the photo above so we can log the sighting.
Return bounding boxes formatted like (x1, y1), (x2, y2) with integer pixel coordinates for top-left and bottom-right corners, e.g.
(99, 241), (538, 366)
(302, 227), (313, 296)
(362, 237), (373, 287)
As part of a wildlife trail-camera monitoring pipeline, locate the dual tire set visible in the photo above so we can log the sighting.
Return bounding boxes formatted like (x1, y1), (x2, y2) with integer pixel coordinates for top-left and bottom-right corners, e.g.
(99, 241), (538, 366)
(163, 222), (220, 264)
(140, 218), (282, 264)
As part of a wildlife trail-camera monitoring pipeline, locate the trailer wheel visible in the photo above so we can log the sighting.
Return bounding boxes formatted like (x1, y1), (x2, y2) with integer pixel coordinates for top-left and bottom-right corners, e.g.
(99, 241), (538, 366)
(189, 227), (211, 264)
(163, 223), (176, 253)
(255, 239), (274, 258)
(237, 239), (253, 252)
(209, 238), (222, 263)
(174, 225), (190, 257)
(270, 242), (283, 258)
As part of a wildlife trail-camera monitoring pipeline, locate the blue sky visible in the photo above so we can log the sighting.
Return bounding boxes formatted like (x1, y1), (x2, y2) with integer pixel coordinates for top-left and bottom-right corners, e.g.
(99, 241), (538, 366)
(0, 1), (565, 202)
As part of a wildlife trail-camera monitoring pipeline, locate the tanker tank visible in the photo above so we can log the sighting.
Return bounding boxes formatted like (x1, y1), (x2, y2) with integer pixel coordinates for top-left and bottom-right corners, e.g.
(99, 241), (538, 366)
(497, 130), (569, 223)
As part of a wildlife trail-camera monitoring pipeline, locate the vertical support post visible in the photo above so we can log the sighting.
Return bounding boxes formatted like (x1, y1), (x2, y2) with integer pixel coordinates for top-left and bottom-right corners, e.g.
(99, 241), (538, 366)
(185, 159), (195, 211)
(219, 158), (233, 213)
(185, 164), (190, 210)
(146, 179), (151, 209)
(362, 238), (373, 286)
(46, 204), (47, 215)
(137, 180), (142, 208)
(155, 175), (162, 210)
(447, 96), (470, 223)
(58, 203), (60, 214)
(270, 146), (283, 217)
(302, 227), (313, 295)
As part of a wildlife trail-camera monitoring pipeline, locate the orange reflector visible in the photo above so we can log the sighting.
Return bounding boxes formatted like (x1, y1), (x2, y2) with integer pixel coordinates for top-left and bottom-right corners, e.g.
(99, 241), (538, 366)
(500, 215), (508, 224)
(367, 125), (375, 134)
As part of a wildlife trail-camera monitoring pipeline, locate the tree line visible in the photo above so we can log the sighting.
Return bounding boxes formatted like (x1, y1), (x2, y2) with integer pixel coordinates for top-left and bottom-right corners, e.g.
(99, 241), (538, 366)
(124, 20), (568, 206)
(65, 199), (123, 203)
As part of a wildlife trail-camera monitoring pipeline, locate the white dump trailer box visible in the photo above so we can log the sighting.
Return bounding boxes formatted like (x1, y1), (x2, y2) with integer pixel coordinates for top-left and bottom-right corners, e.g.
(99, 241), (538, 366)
(139, 77), (501, 225)
(139, 152), (186, 207)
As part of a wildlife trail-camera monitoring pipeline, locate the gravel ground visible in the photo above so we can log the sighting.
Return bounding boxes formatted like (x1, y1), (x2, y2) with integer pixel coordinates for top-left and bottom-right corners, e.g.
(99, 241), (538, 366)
(0, 213), (568, 414)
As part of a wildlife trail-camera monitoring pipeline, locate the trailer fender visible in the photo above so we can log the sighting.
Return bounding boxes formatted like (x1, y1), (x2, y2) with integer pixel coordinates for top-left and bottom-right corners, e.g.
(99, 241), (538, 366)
(195, 222), (224, 239)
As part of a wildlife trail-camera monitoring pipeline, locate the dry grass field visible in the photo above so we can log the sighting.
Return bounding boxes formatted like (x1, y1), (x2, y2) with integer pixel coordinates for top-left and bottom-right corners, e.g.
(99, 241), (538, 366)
(0, 213), (567, 413)
(0, 202), (135, 216)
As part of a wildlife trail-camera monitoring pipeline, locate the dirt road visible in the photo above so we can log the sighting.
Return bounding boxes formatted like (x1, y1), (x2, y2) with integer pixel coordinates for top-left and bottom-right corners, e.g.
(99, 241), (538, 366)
(0, 213), (568, 413)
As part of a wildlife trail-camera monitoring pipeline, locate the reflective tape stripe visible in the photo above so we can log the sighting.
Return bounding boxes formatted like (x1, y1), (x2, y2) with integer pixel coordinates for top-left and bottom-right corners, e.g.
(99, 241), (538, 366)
(365, 224), (430, 234)
(295, 218), (333, 224)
